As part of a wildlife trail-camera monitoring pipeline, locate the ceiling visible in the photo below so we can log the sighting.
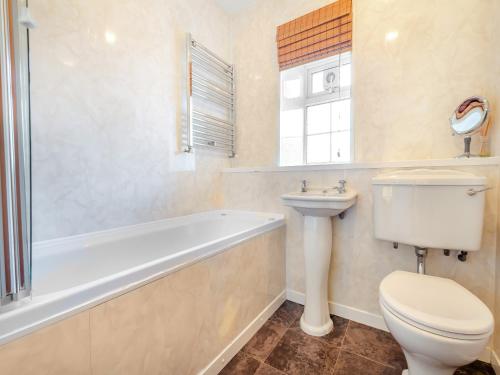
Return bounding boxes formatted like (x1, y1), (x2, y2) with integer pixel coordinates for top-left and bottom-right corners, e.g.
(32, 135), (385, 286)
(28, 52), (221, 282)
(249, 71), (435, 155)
(215, 0), (256, 14)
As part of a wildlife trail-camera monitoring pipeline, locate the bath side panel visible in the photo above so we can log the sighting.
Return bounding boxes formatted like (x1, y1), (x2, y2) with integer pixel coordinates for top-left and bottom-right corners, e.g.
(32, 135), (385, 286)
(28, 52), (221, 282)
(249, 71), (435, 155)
(0, 312), (91, 375)
(88, 227), (285, 375)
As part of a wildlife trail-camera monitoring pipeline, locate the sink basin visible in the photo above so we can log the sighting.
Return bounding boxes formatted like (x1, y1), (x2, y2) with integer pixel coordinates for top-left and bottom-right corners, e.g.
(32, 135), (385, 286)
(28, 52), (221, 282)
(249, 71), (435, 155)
(281, 189), (357, 217)
(281, 187), (357, 337)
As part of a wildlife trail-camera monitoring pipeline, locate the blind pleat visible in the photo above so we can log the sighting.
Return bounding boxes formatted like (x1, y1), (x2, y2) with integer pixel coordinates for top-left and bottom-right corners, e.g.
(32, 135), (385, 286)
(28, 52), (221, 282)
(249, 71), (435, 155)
(276, 0), (352, 70)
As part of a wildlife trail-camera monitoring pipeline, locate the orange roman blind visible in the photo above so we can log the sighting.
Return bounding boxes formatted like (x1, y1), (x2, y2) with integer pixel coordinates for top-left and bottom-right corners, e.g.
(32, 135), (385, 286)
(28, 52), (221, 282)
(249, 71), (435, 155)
(276, 0), (352, 70)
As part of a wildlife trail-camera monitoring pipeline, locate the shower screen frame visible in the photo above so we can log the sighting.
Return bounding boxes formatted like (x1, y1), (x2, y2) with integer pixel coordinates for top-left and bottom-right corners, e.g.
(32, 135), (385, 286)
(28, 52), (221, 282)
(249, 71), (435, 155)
(0, 0), (32, 308)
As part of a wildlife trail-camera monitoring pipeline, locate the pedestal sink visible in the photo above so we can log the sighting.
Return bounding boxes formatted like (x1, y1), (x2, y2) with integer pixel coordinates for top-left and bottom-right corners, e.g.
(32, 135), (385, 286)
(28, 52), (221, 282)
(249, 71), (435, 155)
(282, 186), (357, 336)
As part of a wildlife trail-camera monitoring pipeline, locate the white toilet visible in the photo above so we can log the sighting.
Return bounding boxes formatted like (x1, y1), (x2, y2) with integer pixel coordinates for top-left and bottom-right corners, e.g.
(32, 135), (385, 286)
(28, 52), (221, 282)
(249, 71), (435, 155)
(380, 271), (493, 375)
(372, 170), (495, 375)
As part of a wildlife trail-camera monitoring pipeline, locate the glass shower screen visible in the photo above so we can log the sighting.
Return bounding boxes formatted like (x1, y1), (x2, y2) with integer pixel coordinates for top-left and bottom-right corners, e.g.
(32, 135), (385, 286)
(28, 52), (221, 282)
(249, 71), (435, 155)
(0, 0), (32, 307)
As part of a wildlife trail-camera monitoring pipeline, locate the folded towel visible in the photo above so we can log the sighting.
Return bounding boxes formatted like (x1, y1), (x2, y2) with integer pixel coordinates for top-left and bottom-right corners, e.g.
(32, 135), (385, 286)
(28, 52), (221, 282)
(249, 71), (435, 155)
(456, 97), (484, 120)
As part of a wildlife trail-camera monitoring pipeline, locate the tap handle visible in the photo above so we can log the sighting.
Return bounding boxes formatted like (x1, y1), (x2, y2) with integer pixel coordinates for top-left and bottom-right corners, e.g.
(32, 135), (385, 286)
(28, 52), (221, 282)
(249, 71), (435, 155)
(339, 179), (346, 187)
(301, 180), (307, 192)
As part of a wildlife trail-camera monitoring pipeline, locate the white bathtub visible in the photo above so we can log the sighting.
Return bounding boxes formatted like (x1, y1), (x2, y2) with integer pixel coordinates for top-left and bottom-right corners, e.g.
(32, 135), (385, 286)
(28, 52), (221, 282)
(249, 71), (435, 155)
(0, 210), (284, 345)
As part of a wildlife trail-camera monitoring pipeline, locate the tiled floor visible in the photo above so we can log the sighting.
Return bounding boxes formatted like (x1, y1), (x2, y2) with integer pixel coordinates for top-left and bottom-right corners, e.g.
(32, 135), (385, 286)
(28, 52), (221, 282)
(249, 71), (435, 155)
(219, 301), (496, 375)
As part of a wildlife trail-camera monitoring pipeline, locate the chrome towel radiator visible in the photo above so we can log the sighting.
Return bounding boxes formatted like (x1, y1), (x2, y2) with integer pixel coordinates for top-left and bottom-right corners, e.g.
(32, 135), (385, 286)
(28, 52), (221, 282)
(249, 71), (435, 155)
(184, 33), (235, 157)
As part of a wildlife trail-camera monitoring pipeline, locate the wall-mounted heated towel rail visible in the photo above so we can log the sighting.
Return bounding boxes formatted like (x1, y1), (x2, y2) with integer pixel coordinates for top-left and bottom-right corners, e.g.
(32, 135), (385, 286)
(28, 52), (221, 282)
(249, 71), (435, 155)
(184, 33), (235, 157)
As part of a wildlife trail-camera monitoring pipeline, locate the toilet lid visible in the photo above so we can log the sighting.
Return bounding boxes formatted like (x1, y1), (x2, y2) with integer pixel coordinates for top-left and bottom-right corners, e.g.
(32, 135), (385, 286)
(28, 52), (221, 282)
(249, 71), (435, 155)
(379, 271), (494, 338)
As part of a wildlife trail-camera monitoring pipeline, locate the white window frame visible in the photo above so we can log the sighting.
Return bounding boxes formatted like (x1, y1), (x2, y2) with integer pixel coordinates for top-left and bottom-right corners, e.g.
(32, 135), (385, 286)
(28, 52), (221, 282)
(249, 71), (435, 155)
(279, 52), (352, 166)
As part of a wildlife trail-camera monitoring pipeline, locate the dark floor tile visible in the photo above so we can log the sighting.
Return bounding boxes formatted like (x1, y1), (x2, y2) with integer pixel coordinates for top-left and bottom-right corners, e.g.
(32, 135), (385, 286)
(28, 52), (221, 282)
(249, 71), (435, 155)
(341, 321), (407, 371)
(333, 350), (399, 375)
(242, 319), (287, 361)
(454, 360), (496, 375)
(269, 301), (303, 328)
(265, 328), (340, 374)
(219, 352), (261, 375)
(254, 362), (285, 375)
(290, 314), (349, 348)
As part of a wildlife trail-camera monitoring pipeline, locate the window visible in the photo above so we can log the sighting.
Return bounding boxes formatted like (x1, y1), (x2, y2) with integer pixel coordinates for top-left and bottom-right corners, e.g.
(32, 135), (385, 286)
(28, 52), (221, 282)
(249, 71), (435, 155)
(279, 53), (352, 166)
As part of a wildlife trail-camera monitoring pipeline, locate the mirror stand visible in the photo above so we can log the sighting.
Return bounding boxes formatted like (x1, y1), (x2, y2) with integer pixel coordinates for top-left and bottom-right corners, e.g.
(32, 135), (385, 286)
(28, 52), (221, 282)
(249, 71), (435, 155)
(457, 137), (476, 158)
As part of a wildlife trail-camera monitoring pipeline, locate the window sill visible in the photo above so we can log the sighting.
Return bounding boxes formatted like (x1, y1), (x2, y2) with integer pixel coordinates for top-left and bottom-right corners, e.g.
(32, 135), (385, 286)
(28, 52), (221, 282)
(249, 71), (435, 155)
(223, 157), (500, 173)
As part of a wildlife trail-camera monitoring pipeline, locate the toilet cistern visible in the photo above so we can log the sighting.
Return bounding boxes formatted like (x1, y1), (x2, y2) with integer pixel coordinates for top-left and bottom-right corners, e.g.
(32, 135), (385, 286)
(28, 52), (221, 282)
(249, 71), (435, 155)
(281, 180), (357, 336)
(372, 169), (487, 273)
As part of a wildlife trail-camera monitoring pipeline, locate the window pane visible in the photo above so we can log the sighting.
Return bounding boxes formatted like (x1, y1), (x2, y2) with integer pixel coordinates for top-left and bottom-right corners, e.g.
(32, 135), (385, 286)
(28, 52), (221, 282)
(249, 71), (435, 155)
(280, 109), (304, 137)
(340, 63), (351, 87)
(331, 131), (350, 162)
(283, 78), (302, 99)
(280, 137), (303, 166)
(332, 99), (351, 132)
(311, 72), (324, 94)
(311, 65), (341, 97)
(307, 103), (331, 135)
(307, 134), (331, 163)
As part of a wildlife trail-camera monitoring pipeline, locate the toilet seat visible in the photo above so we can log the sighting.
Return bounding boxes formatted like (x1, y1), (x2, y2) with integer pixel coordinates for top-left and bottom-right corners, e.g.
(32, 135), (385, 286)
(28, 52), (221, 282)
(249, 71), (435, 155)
(379, 271), (494, 340)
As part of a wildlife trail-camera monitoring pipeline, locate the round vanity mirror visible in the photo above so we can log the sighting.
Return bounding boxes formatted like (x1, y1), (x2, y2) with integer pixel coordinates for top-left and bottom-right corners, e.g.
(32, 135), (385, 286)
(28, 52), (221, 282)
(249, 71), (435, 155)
(450, 96), (489, 136)
(450, 96), (490, 158)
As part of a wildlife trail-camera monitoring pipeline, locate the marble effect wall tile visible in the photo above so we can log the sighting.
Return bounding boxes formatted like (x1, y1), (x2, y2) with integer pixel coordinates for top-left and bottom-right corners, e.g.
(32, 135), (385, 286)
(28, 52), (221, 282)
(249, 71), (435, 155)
(229, 0), (332, 168)
(29, 0), (231, 241)
(230, 0), (500, 167)
(222, 165), (498, 316)
(353, 0), (498, 162)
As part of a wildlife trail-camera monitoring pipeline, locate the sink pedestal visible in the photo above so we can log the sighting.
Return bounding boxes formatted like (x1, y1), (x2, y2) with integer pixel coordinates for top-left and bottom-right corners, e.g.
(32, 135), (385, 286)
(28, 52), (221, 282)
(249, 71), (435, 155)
(300, 215), (333, 336)
(281, 187), (357, 337)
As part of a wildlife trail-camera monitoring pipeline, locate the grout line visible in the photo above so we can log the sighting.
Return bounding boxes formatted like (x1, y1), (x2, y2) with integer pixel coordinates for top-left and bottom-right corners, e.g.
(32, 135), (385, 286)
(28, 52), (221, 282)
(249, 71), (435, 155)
(233, 305), (491, 375)
(331, 320), (351, 375)
(339, 319), (349, 348)
(341, 348), (398, 370)
(245, 303), (298, 365)
(331, 347), (342, 374)
(340, 320), (401, 370)
(242, 303), (398, 374)
(244, 346), (286, 375)
(258, 361), (287, 375)
(260, 320), (290, 363)
(244, 352), (264, 363)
